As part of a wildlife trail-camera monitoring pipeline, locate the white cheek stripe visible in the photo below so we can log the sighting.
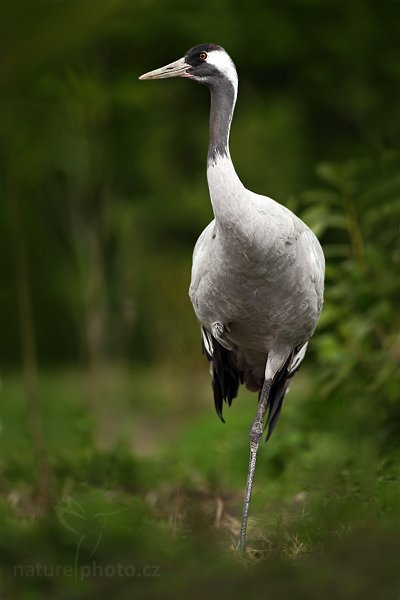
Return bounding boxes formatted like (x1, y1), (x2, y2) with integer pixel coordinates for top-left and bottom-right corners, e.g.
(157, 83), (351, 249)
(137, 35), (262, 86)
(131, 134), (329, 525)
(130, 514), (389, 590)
(206, 50), (238, 97)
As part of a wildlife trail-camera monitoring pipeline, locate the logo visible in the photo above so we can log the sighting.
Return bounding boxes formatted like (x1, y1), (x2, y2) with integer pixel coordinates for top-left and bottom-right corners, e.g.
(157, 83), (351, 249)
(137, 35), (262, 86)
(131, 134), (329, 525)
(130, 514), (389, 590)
(55, 495), (127, 580)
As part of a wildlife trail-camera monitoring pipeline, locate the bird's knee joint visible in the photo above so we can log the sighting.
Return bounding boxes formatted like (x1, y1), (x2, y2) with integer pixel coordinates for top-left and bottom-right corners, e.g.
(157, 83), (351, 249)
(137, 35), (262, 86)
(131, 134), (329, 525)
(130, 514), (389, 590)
(249, 421), (263, 447)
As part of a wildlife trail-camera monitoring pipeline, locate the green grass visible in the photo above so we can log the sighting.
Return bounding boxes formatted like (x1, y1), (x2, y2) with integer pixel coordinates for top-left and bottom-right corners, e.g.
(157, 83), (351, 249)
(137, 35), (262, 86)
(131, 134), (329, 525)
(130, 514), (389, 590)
(1, 365), (400, 599)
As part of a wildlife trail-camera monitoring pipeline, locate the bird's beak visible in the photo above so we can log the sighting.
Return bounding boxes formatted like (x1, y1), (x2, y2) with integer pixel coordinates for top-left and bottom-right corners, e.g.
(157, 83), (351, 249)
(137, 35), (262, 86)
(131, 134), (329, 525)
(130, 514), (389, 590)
(139, 56), (191, 80)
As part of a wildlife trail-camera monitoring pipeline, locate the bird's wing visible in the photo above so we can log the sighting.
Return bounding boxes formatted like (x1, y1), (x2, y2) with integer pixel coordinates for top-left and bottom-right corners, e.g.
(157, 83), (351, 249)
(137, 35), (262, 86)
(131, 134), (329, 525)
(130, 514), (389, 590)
(298, 228), (325, 316)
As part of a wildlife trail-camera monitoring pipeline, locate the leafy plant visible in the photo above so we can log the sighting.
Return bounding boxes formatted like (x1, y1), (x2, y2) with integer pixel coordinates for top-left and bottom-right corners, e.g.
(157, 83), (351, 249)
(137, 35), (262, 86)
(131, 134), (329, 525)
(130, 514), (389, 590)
(298, 152), (400, 448)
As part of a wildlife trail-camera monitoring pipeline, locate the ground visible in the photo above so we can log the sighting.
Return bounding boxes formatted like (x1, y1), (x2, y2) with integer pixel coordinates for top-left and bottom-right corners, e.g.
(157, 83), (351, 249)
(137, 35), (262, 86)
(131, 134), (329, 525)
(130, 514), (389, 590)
(1, 364), (400, 598)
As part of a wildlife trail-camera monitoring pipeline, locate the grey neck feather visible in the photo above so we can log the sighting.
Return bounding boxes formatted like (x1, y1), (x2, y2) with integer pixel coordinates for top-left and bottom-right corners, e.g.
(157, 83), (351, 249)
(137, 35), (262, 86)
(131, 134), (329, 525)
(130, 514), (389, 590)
(207, 78), (236, 164)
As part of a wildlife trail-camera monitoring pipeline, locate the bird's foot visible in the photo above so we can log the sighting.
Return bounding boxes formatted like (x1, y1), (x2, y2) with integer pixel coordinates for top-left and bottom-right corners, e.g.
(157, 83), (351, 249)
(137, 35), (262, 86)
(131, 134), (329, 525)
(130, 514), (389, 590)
(212, 321), (230, 339)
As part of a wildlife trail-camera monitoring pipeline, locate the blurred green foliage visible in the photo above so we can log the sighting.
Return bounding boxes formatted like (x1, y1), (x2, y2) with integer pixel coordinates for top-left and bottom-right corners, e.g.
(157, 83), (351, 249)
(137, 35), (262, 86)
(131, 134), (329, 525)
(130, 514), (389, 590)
(1, 0), (399, 365)
(1, 0), (400, 597)
(299, 154), (400, 450)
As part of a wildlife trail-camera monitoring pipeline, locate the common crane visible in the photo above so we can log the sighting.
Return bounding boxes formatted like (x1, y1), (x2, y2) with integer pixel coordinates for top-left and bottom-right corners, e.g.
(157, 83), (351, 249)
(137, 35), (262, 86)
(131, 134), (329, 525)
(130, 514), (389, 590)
(139, 43), (325, 553)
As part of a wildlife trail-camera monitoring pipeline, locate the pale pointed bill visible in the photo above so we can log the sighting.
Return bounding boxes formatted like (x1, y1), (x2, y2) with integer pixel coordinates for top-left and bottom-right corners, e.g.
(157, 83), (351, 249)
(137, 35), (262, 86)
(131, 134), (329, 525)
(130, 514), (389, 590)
(139, 57), (192, 80)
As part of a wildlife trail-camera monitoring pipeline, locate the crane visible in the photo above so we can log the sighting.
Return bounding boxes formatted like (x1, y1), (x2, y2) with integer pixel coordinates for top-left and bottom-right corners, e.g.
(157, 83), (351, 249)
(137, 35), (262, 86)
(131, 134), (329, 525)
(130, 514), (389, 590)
(139, 43), (325, 553)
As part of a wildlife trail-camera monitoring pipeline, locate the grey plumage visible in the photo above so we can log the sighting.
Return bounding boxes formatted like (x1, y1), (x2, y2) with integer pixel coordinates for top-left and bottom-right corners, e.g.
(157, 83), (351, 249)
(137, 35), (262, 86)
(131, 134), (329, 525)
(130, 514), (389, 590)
(190, 141), (324, 421)
(139, 43), (325, 553)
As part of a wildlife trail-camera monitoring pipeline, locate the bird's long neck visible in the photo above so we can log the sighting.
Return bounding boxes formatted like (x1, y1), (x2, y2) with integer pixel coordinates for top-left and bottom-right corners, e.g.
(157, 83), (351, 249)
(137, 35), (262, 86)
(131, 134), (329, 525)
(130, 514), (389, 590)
(207, 79), (236, 163)
(207, 78), (246, 227)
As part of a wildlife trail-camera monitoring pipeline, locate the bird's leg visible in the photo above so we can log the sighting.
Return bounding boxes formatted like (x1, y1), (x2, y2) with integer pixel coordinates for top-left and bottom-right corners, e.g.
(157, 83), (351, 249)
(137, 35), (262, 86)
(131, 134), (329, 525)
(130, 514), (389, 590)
(238, 378), (272, 554)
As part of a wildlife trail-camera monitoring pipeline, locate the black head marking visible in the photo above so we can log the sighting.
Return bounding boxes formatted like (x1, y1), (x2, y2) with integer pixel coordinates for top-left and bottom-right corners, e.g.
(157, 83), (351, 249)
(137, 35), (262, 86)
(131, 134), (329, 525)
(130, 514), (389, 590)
(185, 43), (223, 65)
(183, 43), (226, 82)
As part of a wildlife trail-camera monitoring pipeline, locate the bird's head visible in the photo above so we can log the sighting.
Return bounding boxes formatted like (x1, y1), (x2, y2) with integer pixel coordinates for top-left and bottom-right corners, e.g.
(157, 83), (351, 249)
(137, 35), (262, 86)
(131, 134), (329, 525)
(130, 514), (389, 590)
(139, 43), (237, 92)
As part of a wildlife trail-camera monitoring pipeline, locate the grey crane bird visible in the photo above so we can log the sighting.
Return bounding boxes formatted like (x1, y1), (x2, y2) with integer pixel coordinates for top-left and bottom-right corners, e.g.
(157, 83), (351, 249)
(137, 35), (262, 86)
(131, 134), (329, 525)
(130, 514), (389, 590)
(139, 43), (325, 553)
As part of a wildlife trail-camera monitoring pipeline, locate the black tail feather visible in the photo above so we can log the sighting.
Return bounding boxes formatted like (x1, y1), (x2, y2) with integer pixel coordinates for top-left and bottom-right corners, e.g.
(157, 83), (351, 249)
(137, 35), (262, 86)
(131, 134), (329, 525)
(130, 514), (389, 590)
(202, 328), (243, 422)
(264, 350), (303, 441)
(202, 327), (305, 437)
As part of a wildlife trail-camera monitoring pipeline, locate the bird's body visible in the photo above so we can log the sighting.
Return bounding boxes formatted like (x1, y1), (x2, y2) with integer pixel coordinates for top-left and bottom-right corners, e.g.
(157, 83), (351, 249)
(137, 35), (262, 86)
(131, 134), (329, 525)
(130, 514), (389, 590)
(139, 43), (325, 552)
(190, 152), (324, 428)
(191, 156), (324, 378)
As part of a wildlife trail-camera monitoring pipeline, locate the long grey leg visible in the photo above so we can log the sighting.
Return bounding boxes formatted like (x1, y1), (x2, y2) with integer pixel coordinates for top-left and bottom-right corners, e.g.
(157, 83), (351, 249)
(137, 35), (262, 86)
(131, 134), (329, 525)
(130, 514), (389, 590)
(238, 378), (272, 554)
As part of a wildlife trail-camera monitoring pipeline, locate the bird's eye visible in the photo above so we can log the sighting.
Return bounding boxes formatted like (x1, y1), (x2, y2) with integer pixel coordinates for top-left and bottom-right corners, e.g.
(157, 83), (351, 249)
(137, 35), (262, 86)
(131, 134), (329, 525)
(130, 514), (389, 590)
(199, 52), (207, 61)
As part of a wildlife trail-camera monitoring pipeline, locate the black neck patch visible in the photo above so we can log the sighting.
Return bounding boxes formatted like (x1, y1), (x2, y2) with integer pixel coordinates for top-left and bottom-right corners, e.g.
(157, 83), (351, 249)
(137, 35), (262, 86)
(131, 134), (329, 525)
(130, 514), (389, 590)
(181, 43), (237, 163)
(208, 77), (236, 163)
